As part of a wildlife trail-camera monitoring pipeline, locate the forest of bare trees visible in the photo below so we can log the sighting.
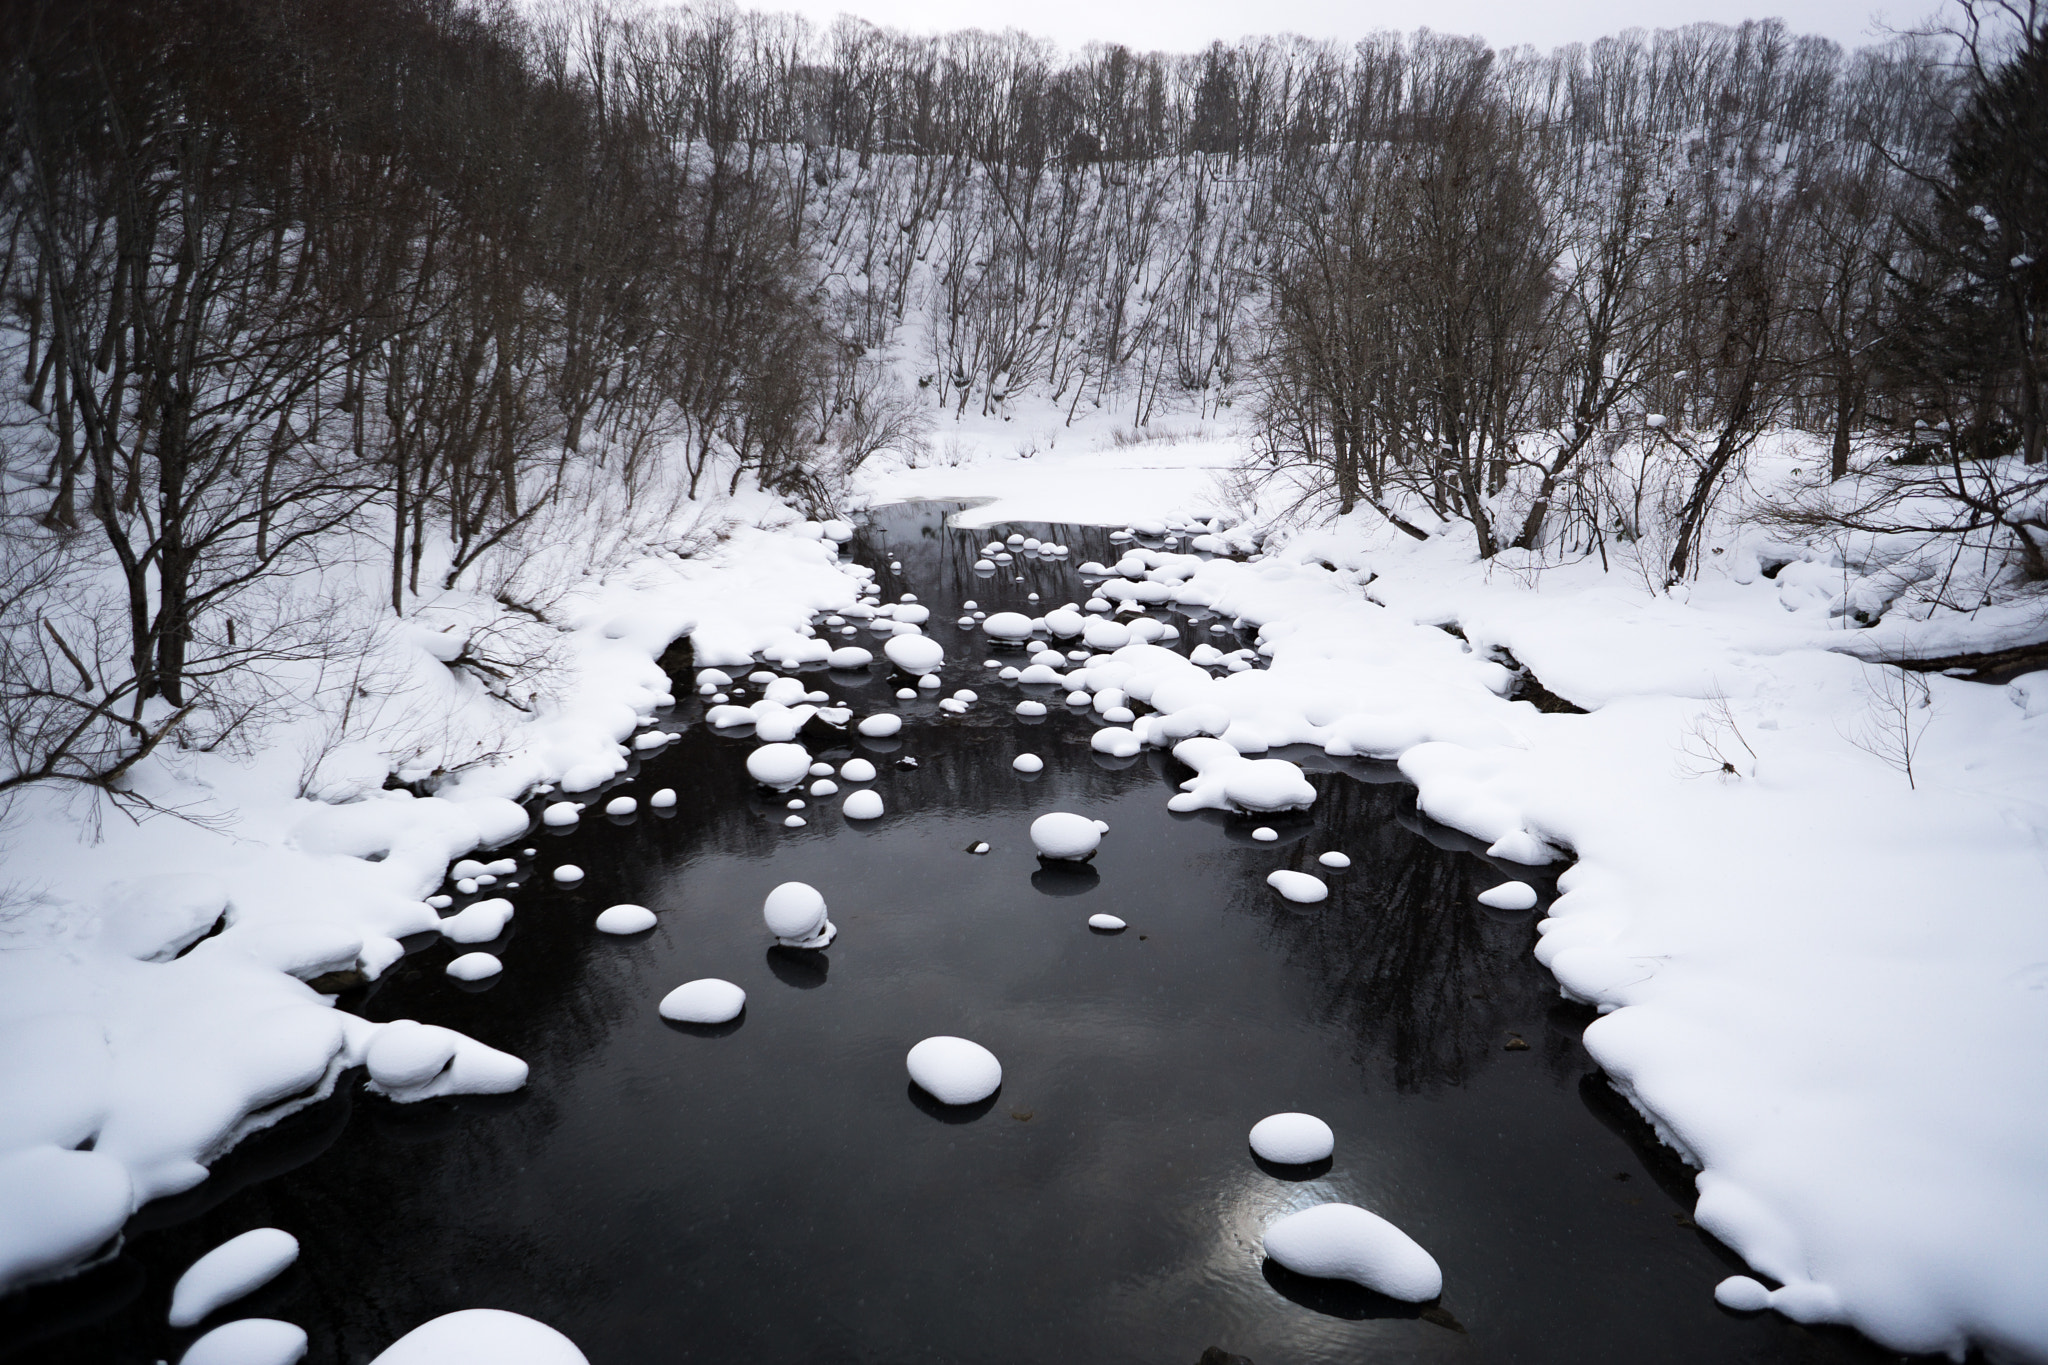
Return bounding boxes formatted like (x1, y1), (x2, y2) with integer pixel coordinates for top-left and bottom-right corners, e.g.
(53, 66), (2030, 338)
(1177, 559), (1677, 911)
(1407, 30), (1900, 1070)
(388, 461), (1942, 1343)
(2, 0), (2042, 798)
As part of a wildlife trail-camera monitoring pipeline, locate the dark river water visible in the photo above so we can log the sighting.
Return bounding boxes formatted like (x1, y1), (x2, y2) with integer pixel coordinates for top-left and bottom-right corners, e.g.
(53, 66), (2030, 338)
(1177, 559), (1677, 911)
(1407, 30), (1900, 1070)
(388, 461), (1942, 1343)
(3, 504), (1917, 1365)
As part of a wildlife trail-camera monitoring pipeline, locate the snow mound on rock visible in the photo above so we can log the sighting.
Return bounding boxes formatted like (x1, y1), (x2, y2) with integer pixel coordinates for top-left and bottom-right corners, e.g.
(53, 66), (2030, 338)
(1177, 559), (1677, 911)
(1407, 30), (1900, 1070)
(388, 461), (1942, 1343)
(746, 743), (811, 789)
(369, 1309), (589, 1365)
(1477, 881), (1537, 910)
(843, 789), (884, 820)
(763, 882), (834, 947)
(1168, 739), (1317, 813)
(883, 634), (944, 674)
(658, 979), (745, 1024)
(1263, 1203), (1442, 1301)
(1012, 754), (1043, 773)
(179, 1318), (307, 1365)
(1318, 851), (1351, 869)
(595, 905), (656, 935)
(541, 802), (580, 827)
(856, 714), (901, 738)
(1031, 812), (1104, 860)
(840, 758), (876, 781)
(906, 1036), (1002, 1105)
(1248, 1112), (1334, 1165)
(1087, 914), (1127, 932)
(982, 612), (1035, 640)
(1266, 870), (1327, 904)
(169, 1228), (300, 1328)
(445, 953), (502, 981)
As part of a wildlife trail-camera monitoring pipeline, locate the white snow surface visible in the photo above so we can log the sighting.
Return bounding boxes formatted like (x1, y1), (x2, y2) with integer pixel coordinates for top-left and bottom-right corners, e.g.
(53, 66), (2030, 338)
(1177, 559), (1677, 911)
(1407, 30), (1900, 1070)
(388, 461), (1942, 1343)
(905, 1036), (1003, 1105)
(1248, 1112), (1335, 1165)
(1030, 813), (1104, 860)
(178, 1318), (308, 1365)
(1263, 1202), (1443, 1302)
(860, 439), (2048, 1360)
(368, 1309), (589, 1365)
(168, 1228), (299, 1328)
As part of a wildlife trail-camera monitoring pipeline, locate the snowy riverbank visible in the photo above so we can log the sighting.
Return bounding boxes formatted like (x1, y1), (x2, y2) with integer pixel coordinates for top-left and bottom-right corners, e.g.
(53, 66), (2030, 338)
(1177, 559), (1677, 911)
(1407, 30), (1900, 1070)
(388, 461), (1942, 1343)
(0, 503), (868, 1305)
(856, 440), (2048, 1363)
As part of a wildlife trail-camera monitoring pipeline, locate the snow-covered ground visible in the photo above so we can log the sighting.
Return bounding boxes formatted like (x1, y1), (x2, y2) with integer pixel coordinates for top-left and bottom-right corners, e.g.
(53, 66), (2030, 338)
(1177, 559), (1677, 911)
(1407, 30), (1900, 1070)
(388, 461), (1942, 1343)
(0, 493), (870, 1322)
(855, 436), (2048, 1363)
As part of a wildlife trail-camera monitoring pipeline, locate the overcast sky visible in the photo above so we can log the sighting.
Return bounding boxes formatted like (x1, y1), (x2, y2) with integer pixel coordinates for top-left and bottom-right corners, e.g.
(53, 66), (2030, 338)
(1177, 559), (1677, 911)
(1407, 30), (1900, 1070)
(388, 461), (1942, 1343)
(765, 0), (1921, 55)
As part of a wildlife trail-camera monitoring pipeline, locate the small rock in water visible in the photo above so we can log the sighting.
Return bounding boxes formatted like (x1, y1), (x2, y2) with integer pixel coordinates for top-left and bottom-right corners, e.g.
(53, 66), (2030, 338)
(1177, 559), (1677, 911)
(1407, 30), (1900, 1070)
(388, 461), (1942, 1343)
(809, 762), (835, 776)
(810, 779), (839, 796)
(967, 842), (991, 855)
(746, 743), (812, 789)
(178, 1319), (307, 1365)
(541, 801), (580, 827)
(762, 882), (834, 947)
(445, 953), (501, 981)
(1318, 850), (1350, 869)
(1715, 1276), (1773, 1312)
(843, 790), (884, 820)
(168, 1229), (301, 1328)
(367, 1309), (589, 1365)
(1265, 870), (1326, 904)
(883, 633), (944, 675)
(1249, 1112), (1335, 1164)
(917, 673), (942, 690)
(659, 978), (745, 1024)
(1262, 1203), (1442, 1301)
(953, 689), (978, 702)
(455, 878), (479, 895)
(1251, 827), (1277, 842)
(1012, 753), (1044, 773)
(840, 758), (877, 782)
(1016, 701), (1047, 717)
(859, 714), (903, 737)
(786, 799), (805, 809)
(895, 688), (918, 700)
(649, 788), (677, 808)
(1031, 812), (1105, 860)
(906, 1036), (1002, 1105)
(1478, 881), (1538, 910)
(605, 796), (637, 816)
(552, 865), (585, 884)
(595, 905), (656, 934)
(896, 756), (919, 769)
(1087, 914), (1127, 932)
(783, 815), (807, 828)
(1066, 691), (1091, 706)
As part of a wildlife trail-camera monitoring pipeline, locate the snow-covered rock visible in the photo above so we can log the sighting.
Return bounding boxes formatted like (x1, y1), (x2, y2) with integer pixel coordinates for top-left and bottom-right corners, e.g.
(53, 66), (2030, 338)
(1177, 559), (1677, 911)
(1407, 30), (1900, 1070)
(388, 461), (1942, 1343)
(1016, 701), (1047, 717)
(1012, 754), (1044, 773)
(438, 898), (513, 944)
(1031, 813), (1105, 860)
(906, 1037), (1002, 1105)
(179, 1318), (307, 1365)
(168, 1228), (299, 1327)
(1716, 1276), (1773, 1311)
(1248, 1112), (1335, 1165)
(827, 646), (873, 669)
(649, 789), (677, 809)
(883, 634), (944, 674)
(541, 802), (580, 827)
(1168, 739), (1317, 813)
(843, 790), (884, 820)
(982, 612), (1035, 641)
(551, 865), (583, 884)
(1090, 727), (1141, 758)
(595, 905), (656, 934)
(1252, 827), (1278, 842)
(1318, 851), (1351, 869)
(1478, 881), (1538, 910)
(763, 882), (834, 947)
(840, 758), (876, 782)
(658, 979), (745, 1024)
(746, 743), (811, 789)
(1263, 1203), (1442, 1301)
(856, 714), (902, 738)
(1087, 914), (1126, 932)
(368, 1309), (588, 1365)
(1266, 870), (1328, 904)
(445, 953), (502, 981)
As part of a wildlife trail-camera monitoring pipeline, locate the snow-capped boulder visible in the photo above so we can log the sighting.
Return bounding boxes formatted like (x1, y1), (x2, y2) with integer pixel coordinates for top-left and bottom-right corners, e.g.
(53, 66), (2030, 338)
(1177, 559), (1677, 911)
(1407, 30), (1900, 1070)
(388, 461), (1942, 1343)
(1012, 754), (1044, 773)
(439, 898), (513, 944)
(445, 953), (502, 981)
(906, 1037), (1002, 1105)
(1266, 870), (1327, 904)
(746, 743), (811, 789)
(1087, 914), (1126, 932)
(169, 1229), (300, 1328)
(763, 882), (834, 948)
(368, 1309), (588, 1365)
(1168, 739), (1317, 813)
(1031, 813), (1105, 860)
(856, 714), (901, 738)
(982, 612), (1035, 641)
(541, 802), (580, 827)
(1477, 881), (1537, 910)
(1319, 851), (1351, 869)
(595, 905), (656, 934)
(843, 790), (884, 820)
(1249, 1112), (1335, 1165)
(840, 758), (876, 782)
(179, 1319), (307, 1365)
(659, 979), (745, 1024)
(884, 634), (944, 674)
(827, 646), (873, 669)
(1263, 1203), (1441, 1301)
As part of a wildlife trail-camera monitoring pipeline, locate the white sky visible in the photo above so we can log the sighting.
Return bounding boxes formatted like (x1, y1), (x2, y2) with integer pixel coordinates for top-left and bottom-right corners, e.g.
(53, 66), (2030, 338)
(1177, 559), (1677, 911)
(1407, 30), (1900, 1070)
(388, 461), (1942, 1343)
(766, 0), (1920, 54)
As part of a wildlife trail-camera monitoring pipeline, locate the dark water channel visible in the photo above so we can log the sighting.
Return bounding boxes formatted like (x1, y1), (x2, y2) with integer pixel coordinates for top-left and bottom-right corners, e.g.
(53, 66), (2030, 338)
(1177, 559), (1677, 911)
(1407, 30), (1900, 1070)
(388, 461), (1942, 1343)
(6, 503), (1917, 1365)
